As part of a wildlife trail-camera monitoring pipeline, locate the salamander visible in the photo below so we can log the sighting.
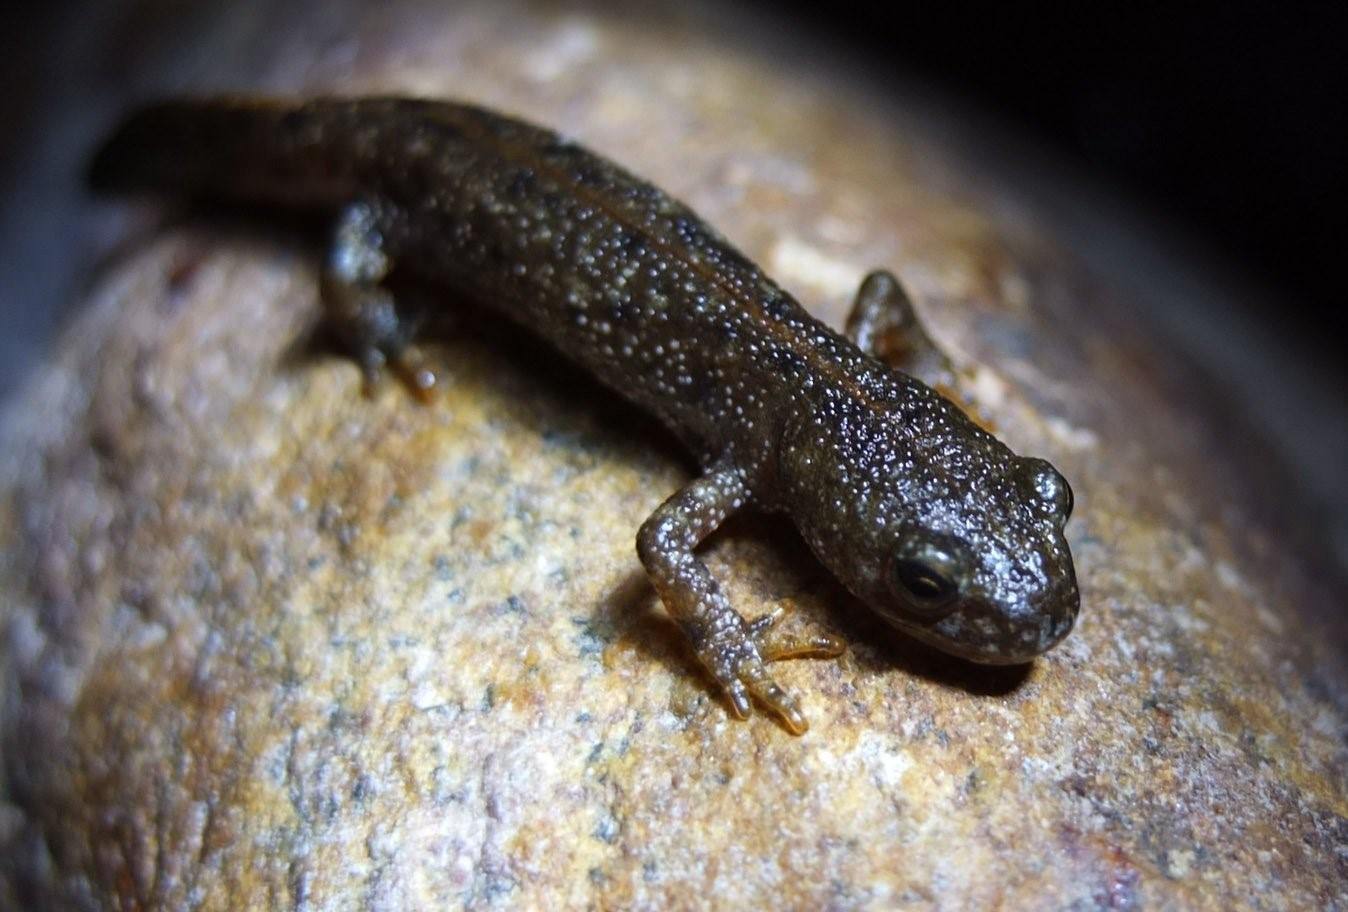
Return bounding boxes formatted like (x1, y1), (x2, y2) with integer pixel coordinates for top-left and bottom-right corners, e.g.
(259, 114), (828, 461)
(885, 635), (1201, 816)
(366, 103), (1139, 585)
(89, 97), (1080, 734)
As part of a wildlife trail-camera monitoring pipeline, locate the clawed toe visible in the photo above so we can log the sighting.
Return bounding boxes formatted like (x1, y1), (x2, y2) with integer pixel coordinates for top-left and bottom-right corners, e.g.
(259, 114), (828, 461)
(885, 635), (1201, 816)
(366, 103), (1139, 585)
(699, 609), (848, 733)
(750, 607), (847, 662)
(745, 675), (808, 734)
(724, 678), (752, 720)
(389, 351), (437, 403)
(637, 469), (842, 736)
(747, 605), (785, 637)
(356, 346), (437, 402)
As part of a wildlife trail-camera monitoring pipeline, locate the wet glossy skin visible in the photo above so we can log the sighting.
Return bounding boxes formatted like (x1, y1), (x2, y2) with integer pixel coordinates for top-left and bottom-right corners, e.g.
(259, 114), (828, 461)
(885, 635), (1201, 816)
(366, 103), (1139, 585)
(91, 97), (1079, 733)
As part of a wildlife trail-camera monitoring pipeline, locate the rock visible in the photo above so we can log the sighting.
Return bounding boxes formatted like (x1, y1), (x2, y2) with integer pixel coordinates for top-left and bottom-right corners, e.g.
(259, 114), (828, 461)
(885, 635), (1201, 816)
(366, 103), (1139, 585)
(2, 2), (1345, 909)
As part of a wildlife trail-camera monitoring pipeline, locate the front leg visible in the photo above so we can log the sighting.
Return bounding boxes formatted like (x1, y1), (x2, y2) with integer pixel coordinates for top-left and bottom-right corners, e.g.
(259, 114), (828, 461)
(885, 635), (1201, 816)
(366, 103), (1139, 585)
(845, 270), (956, 391)
(846, 270), (995, 427)
(637, 466), (843, 734)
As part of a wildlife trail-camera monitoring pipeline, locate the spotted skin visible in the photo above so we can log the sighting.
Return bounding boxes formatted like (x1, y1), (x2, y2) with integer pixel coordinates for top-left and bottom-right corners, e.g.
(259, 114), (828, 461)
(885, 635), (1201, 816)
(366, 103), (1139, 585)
(90, 97), (1080, 733)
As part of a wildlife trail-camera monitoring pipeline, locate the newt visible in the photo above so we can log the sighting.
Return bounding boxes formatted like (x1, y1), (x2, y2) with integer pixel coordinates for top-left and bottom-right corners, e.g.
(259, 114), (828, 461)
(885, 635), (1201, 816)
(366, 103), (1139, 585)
(90, 97), (1079, 733)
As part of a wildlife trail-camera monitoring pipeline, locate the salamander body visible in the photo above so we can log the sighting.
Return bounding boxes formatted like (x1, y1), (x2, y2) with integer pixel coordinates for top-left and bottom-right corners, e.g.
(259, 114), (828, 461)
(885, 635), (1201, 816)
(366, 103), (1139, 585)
(91, 97), (1079, 733)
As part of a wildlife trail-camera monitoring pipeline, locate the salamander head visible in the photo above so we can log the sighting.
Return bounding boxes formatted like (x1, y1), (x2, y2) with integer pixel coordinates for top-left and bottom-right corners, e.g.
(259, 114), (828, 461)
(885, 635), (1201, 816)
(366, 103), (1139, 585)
(779, 380), (1079, 664)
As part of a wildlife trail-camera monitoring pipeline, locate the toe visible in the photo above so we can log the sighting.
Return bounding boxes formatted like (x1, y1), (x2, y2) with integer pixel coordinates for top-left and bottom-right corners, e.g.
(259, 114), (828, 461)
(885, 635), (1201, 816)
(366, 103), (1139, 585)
(359, 348), (387, 396)
(724, 678), (752, 719)
(758, 629), (847, 662)
(391, 350), (437, 403)
(747, 606), (786, 637)
(753, 680), (808, 735)
(739, 660), (809, 735)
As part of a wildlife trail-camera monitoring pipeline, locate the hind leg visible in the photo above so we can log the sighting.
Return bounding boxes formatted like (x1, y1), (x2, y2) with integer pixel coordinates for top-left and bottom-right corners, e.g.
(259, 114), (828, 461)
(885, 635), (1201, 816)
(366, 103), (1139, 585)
(323, 200), (435, 399)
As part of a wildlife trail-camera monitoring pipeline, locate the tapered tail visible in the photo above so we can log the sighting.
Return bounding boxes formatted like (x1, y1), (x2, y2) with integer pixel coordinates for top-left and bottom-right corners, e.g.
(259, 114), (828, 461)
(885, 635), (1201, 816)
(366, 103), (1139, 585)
(88, 97), (354, 207)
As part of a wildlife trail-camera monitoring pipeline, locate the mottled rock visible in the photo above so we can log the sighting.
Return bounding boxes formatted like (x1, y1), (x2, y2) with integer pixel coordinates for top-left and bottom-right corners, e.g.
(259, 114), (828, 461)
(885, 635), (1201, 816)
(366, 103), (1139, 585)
(2, 2), (1345, 909)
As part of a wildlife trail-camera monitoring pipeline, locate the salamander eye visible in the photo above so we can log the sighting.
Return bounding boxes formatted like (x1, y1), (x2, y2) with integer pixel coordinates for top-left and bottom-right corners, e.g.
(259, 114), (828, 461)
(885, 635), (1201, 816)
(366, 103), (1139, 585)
(889, 543), (962, 613)
(1023, 458), (1073, 524)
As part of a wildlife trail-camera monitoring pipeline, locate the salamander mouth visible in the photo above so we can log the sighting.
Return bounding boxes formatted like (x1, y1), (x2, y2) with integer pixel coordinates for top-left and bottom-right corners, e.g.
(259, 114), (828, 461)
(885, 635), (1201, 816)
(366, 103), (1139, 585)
(880, 590), (1077, 665)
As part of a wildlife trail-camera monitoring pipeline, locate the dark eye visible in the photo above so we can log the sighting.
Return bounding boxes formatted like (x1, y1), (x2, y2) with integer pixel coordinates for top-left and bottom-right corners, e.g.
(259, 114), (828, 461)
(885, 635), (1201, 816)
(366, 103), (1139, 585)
(890, 548), (961, 611)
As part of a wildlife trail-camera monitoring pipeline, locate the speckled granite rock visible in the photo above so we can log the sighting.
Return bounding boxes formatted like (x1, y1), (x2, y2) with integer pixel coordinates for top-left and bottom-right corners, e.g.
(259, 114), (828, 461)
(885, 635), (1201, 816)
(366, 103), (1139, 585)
(2, 2), (1346, 909)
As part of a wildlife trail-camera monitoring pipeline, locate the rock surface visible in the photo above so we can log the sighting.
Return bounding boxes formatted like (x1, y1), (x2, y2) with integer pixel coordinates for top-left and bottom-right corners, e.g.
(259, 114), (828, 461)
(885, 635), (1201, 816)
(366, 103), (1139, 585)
(2, 2), (1346, 909)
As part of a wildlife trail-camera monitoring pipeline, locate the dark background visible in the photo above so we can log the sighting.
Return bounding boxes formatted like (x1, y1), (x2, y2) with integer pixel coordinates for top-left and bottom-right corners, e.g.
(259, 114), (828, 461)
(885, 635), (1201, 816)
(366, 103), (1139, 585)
(6, 2), (1346, 343)
(755, 1), (1348, 353)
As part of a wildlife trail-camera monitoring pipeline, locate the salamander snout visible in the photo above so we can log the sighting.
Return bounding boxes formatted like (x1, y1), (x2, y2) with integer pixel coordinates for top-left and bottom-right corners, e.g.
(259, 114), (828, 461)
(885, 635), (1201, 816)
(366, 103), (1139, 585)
(928, 561), (1079, 665)
(874, 521), (1079, 665)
